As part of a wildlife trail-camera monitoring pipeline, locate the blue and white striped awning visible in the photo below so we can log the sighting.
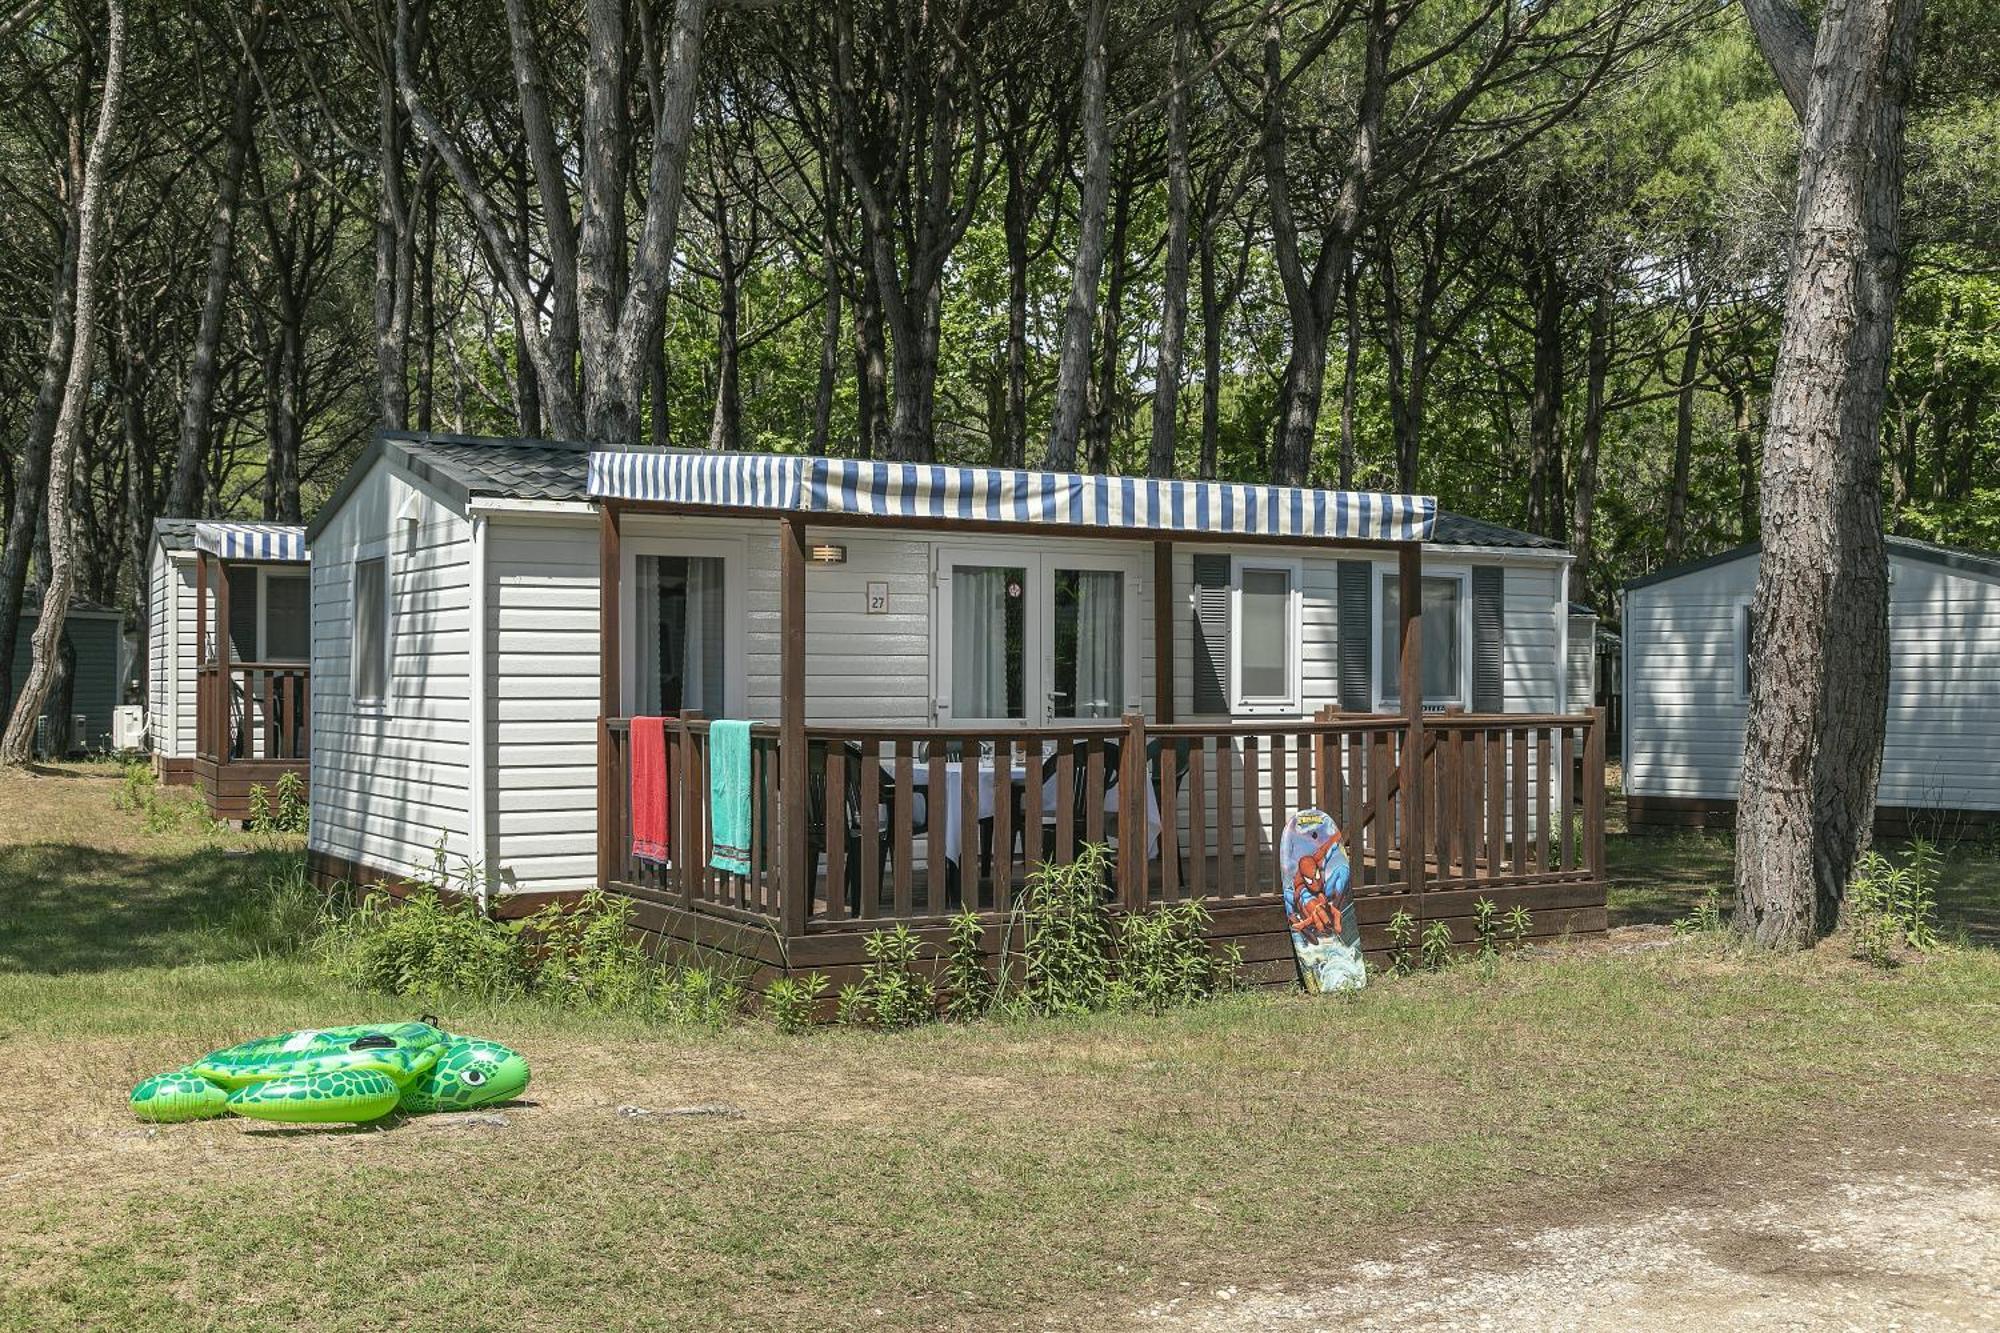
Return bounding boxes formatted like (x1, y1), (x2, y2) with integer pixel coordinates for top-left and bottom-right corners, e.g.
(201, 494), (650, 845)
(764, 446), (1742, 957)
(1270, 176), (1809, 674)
(193, 522), (308, 563)
(586, 452), (1436, 543)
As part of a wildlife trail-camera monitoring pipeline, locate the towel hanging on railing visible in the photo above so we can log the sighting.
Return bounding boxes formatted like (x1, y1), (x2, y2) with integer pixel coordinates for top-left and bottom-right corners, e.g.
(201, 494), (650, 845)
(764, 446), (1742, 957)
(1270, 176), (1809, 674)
(630, 717), (670, 863)
(708, 719), (753, 876)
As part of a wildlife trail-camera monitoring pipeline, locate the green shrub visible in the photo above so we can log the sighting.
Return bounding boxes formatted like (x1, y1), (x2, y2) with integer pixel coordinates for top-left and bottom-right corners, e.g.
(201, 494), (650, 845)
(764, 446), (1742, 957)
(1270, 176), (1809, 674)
(764, 973), (829, 1031)
(837, 925), (936, 1029)
(1017, 845), (1114, 1016)
(942, 910), (994, 1020)
(648, 963), (748, 1027)
(112, 760), (155, 812)
(1386, 909), (1417, 976)
(245, 783), (272, 832)
(1111, 897), (1237, 1013)
(1848, 841), (1943, 966)
(1503, 903), (1533, 950)
(1672, 887), (1727, 936)
(1419, 919), (1455, 971)
(272, 771), (308, 832)
(525, 889), (654, 1012)
(326, 889), (531, 1001)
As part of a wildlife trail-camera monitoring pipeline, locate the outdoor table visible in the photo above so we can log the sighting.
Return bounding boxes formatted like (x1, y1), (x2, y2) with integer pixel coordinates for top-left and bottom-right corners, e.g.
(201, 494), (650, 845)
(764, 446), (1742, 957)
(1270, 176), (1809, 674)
(894, 759), (1162, 867)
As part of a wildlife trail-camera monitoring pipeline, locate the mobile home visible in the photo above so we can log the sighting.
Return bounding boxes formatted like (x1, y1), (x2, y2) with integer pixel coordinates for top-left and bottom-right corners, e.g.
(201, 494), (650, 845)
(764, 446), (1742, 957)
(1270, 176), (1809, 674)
(304, 431), (1609, 982)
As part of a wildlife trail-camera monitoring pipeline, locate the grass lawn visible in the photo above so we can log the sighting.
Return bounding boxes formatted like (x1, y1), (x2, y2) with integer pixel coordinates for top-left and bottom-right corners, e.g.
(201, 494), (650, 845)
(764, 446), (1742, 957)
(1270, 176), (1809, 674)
(3, 763), (1998, 1331)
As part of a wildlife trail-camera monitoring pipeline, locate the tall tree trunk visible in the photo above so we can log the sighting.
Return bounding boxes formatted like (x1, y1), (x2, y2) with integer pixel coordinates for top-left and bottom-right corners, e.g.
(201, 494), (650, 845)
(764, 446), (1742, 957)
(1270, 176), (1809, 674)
(4, 0), (128, 766)
(374, 61), (413, 430)
(1523, 252), (1566, 537)
(1197, 196), (1222, 480)
(809, 152), (843, 456)
(167, 8), (261, 517)
(852, 260), (887, 460)
(1147, 11), (1194, 480)
(1571, 268), (1613, 599)
(1044, 0), (1110, 470)
(1734, 0), (1920, 946)
(1338, 254), (1360, 489)
(1085, 170), (1132, 473)
(1663, 291), (1707, 561)
(707, 212), (741, 452)
(999, 111), (1033, 469)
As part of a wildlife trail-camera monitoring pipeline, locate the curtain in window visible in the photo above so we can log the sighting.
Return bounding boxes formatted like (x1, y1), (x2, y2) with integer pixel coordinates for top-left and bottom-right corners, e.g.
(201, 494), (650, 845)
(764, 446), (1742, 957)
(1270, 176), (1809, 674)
(952, 566), (1020, 718)
(686, 556), (725, 714)
(635, 554), (727, 716)
(1060, 569), (1123, 717)
(635, 557), (664, 713)
(1381, 575), (1462, 704)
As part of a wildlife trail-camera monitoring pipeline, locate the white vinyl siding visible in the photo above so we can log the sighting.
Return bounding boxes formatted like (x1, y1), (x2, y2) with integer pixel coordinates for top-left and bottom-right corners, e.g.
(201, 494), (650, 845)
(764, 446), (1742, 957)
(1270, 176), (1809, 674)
(1624, 548), (2000, 812)
(309, 459), (476, 880)
(145, 540), (199, 759)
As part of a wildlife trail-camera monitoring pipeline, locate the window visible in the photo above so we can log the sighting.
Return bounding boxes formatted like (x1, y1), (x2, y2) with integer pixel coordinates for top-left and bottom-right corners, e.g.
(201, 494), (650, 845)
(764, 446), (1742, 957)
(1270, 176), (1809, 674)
(1737, 602), (1754, 698)
(263, 572), (311, 661)
(1231, 559), (1300, 713)
(1050, 567), (1124, 719)
(353, 556), (388, 708)
(949, 563), (1028, 720)
(636, 554), (729, 716)
(1380, 572), (1467, 708)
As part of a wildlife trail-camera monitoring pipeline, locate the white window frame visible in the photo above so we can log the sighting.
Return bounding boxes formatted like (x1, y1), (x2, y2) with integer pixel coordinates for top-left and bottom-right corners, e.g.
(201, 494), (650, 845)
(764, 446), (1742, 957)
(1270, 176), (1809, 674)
(1735, 599), (1753, 699)
(1373, 565), (1472, 712)
(351, 550), (391, 713)
(931, 544), (1145, 725)
(620, 534), (748, 718)
(1229, 555), (1303, 716)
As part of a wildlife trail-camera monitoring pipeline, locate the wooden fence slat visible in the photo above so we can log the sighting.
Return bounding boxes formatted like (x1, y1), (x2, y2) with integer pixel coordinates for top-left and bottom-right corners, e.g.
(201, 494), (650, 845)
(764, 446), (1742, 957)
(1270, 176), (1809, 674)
(1055, 737), (1075, 866)
(824, 747), (848, 922)
(961, 742), (981, 910)
(1158, 742), (1180, 901)
(1344, 734), (1365, 891)
(991, 739), (1014, 915)
(1558, 724), (1575, 872)
(928, 748), (947, 913)
(1215, 736), (1235, 898)
(1534, 728), (1552, 874)
(1188, 740), (1208, 897)
(858, 742), (880, 919)
(1240, 734), (1260, 898)
(892, 739), (914, 917)
(1512, 729), (1530, 873)
(1484, 730), (1503, 881)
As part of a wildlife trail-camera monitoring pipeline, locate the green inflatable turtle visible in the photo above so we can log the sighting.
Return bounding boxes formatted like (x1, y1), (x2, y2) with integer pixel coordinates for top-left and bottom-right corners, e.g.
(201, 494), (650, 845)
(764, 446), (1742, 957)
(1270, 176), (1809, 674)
(130, 1021), (530, 1125)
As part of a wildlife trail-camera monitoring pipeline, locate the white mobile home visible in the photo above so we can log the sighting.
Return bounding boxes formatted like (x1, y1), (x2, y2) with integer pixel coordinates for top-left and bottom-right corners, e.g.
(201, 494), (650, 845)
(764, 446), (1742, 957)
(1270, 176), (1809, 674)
(304, 432), (1608, 980)
(146, 517), (311, 820)
(1623, 537), (2000, 832)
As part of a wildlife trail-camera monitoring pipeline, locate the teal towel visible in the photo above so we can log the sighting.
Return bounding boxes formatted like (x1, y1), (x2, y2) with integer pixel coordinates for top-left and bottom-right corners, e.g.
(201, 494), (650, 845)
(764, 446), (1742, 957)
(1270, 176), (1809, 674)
(708, 719), (753, 876)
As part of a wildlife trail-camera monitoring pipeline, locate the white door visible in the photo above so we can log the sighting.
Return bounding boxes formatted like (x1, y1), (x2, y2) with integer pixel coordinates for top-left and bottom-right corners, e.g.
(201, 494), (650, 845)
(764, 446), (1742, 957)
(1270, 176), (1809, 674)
(935, 547), (1141, 726)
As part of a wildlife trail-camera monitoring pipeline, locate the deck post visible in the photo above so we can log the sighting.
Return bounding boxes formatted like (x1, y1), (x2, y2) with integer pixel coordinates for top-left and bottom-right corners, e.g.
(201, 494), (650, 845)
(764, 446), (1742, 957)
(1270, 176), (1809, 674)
(214, 554), (232, 765)
(596, 502), (621, 891)
(779, 515), (809, 938)
(1399, 542), (1426, 908)
(1153, 540), (1173, 723)
(195, 550), (209, 758)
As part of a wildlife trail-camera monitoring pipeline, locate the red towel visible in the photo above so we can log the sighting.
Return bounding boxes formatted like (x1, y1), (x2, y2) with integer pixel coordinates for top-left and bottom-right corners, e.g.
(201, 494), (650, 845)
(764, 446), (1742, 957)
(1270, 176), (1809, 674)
(631, 716), (670, 862)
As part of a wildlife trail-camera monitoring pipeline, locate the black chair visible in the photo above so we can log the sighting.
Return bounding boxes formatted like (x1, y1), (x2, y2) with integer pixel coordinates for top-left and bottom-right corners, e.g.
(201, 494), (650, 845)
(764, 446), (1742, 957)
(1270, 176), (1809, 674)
(1034, 739), (1123, 873)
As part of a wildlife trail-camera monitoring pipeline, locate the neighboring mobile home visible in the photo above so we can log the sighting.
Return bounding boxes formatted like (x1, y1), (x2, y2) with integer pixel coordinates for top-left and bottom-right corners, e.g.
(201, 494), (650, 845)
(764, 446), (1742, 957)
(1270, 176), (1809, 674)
(3, 591), (122, 755)
(304, 431), (1609, 982)
(1624, 536), (2000, 833)
(146, 517), (311, 821)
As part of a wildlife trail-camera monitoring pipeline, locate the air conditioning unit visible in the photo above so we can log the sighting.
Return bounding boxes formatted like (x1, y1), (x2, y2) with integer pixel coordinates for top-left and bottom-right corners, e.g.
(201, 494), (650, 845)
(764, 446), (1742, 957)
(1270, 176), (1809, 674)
(113, 705), (145, 751)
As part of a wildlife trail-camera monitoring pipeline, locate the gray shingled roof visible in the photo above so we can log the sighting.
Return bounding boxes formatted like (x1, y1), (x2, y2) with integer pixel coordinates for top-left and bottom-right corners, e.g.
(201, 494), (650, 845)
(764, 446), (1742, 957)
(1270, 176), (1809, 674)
(152, 516), (201, 547)
(312, 432), (1566, 554)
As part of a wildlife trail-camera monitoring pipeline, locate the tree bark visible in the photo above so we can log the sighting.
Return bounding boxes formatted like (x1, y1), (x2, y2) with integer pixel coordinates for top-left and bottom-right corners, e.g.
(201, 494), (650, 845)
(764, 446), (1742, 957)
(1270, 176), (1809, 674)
(1734, 0), (1920, 947)
(167, 6), (262, 518)
(1147, 9), (1194, 480)
(4, 0), (127, 766)
(1084, 169), (1132, 474)
(1044, 0), (1110, 471)
(1338, 254), (1360, 489)
(1523, 249), (1566, 538)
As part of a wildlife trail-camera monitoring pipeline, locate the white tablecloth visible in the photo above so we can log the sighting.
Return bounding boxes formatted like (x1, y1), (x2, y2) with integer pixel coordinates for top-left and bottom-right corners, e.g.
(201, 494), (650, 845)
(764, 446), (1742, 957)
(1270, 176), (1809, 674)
(898, 760), (1162, 867)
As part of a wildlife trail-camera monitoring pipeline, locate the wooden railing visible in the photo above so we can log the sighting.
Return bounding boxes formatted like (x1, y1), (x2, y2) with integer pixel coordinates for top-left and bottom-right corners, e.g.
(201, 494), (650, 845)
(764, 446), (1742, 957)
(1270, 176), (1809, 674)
(604, 707), (1607, 936)
(195, 662), (311, 763)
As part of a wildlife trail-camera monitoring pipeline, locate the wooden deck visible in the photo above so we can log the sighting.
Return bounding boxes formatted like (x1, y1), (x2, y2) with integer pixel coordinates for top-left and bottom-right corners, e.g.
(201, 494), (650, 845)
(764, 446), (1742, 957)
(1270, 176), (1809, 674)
(600, 709), (1608, 988)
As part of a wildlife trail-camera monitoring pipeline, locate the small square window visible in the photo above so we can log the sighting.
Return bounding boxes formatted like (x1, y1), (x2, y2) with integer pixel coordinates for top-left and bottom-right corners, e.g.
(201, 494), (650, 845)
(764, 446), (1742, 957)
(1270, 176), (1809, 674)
(354, 556), (388, 708)
(1380, 573), (1467, 708)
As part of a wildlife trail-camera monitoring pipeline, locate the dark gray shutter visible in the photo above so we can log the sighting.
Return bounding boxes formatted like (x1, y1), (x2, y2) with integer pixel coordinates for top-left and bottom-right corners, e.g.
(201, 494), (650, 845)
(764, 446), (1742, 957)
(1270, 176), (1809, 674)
(1471, 565), (1505, 713)
(1191, 553), (1230, 714)
(1337, 560), (1372, 711)
(227, 567), (259, 662)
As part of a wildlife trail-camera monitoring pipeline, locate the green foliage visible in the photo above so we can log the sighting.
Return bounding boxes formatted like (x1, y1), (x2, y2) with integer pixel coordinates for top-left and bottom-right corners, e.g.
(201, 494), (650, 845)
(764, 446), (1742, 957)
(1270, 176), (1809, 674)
(1672, 886), (1727, 936)
(245, 783), (272, 832)
(327, 888), (531, 1002)
(112, 760), (155, 812)
(1473, 898), (1500, 959)
(1503, 903), (1534, 949)
(1110, 897), (1239, 1014)
(1017, 846), (1115, 1017)
(833, 983), (869, 1027)
(1849, 840), (1944, 966)
(836, 926), (936, 1029)
(1386, 909), (1417, 976)
(764, 972), (829, 1032)
(942, 910), (994, 1020)
(1419, 920), (1455, 972)
(526, 889), (655, 1013)
(272, 771), (308, 832)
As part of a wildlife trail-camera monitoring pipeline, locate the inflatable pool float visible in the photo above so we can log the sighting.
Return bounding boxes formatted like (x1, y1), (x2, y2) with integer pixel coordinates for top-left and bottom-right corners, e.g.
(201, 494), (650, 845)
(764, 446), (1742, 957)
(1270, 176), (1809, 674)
(130, 1020), (529, 1124)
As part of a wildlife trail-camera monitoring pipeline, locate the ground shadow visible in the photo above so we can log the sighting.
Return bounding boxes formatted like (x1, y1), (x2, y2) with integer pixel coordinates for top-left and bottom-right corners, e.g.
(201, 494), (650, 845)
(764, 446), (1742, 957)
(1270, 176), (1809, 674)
(0, 841), (303, 975)
(1606, 829), (2000, 947)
